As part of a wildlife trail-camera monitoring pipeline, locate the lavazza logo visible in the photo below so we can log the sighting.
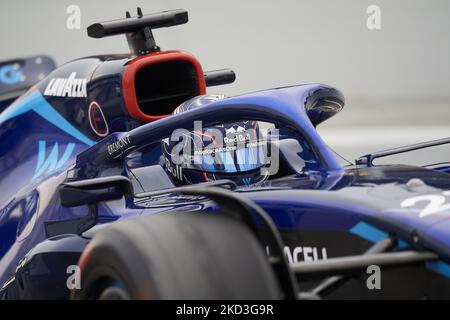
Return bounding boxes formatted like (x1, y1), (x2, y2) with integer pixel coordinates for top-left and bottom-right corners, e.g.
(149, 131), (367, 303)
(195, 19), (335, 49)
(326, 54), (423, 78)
(44, 72), (87, 98)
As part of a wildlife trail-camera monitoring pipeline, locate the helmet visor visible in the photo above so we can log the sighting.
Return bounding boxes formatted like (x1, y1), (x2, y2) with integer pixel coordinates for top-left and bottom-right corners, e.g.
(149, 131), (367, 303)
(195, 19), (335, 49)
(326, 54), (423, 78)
(196, 142), (268, 173)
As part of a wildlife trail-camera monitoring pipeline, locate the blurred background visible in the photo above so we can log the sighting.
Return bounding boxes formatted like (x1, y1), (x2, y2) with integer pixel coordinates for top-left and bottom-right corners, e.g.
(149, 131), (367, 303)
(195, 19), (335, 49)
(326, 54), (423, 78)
(1, 0), (449, 164)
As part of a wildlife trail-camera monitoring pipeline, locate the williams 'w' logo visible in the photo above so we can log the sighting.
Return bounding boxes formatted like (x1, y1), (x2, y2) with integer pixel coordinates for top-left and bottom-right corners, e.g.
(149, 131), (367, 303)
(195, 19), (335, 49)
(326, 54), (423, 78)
(33, 140), (75, 180)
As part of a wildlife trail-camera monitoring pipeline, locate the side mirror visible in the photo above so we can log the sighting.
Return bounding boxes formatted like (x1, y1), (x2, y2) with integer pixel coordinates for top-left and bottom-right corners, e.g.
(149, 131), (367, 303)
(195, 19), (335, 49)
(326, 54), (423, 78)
(46, 176), (134, 238)
(204, 69), (236, 87)
(59, 176), (134, 207)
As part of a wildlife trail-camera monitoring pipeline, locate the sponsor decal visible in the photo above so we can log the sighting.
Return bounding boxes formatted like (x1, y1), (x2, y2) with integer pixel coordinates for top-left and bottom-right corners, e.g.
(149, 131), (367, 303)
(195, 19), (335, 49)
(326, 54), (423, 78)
(284, 246), (328, 263)
(225, 125), (246, 135)
(224, 125), (252, 144)
(165, 158), (183, 181)
(44, 72), (87, 98)
(88, 101), (109, 137)
(223, 133), (251, 144)
(107, 135), (131, 155)
(33, 140), (76, 180)
(266, 245), (328, 263)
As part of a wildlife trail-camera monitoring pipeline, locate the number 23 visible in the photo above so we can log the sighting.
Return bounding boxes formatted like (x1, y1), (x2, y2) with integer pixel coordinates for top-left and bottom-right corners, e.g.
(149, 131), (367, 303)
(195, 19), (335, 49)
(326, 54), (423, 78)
(401, 191), (450, 218)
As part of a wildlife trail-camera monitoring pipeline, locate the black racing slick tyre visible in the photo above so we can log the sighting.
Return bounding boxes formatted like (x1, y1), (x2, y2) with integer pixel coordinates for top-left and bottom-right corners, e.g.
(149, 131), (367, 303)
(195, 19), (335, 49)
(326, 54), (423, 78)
(72, 212), (281, 300)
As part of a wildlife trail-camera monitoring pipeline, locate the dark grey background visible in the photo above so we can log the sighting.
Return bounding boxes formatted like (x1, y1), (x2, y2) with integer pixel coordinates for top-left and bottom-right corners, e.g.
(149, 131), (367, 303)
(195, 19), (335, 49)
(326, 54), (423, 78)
(1, 0), (449, 164)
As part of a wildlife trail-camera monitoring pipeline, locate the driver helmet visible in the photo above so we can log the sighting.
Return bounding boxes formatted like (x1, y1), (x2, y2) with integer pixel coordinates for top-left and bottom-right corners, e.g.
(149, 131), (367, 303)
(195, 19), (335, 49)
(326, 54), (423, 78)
(162, 95), (271, 186)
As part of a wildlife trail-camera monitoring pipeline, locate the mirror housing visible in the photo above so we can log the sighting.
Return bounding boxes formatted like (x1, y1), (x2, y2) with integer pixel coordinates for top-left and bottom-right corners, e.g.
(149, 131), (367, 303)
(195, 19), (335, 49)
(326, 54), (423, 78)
(204, 69), (236, 87)
(59, 176), (134, 207)
(46, 176), (134, 237)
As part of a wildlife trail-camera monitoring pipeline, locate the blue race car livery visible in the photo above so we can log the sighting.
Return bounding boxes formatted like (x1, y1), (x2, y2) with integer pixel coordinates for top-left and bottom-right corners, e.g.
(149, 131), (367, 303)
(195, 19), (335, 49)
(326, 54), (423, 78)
(0, 8), (449, 300)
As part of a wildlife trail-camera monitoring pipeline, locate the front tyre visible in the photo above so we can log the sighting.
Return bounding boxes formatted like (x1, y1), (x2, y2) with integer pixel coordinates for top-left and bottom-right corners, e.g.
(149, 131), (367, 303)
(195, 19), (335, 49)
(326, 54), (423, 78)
(73, 212), (280, 300)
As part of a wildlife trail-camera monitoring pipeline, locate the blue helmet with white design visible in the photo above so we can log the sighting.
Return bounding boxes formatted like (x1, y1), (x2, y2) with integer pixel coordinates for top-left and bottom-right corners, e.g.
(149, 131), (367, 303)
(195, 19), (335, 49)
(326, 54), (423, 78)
(162, 95), (271, 186)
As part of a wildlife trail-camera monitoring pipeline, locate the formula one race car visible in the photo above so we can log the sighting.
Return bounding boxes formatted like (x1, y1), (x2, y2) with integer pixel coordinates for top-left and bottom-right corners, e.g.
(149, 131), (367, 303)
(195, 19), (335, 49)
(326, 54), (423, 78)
(0, 8), (449, 300)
